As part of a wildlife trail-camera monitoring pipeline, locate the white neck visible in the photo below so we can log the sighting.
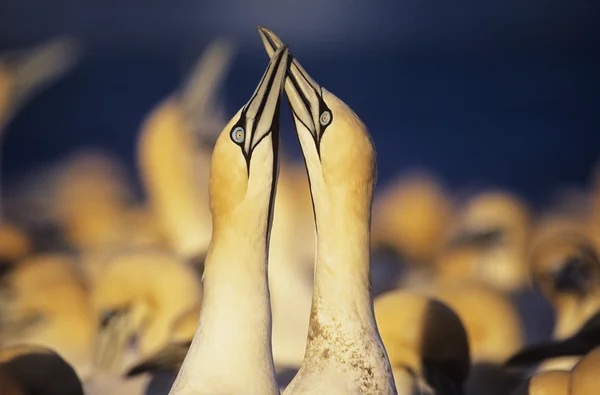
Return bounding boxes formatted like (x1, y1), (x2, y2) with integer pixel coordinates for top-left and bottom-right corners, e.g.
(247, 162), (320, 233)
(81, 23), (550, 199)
(169, 212), (279, 395)
(288, 185), (396, 393)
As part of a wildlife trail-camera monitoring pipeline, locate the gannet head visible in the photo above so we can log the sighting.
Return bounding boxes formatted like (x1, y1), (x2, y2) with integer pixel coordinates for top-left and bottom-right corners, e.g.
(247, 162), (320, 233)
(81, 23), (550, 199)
(451, 192), (530, 248)
(209, 45), (289, 232)
(91, 249), (201, 372)
(530, 233), (599, 302)
(0, 345), (85, 395)
(510, 370), (570, 395)
(527, 230), (600, 342)
(257, 27), (375, 216)
(439, 191), (531, 291)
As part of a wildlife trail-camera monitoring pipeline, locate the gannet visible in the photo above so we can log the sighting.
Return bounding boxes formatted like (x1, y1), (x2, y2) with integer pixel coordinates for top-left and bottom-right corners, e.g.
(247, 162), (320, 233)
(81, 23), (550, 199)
(91, 248), (201, 372)
(0, 254), (94, 379)
(138, 38), (235, 262)
(51, 151), (139, 250)
(434, 282), (524, 364)
(0, 36), (80, 253)
(0, 36), (80, 133)
(510, 370), (570, 395)
(258, 26), (397, 394)
(372, 171), (452, 268)
(0, 224), (30, 268)
(529, 229), (600, 340)
(0, 345), (84, 395)
(3, 150), (158, 255)
(124, 306), (200, 378)
(524, 228), (600, 371)
(168, 45), (289, 395)
(374, 290), (470, 394)
(370, 171), (452, 294)
(436, 191), (530, 292)
(431, 282), (524, 395)
(571, 346), (600, 394)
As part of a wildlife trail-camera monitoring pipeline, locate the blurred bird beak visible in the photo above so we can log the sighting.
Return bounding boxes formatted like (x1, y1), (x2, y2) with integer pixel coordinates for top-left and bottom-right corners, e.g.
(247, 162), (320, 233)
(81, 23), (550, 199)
(448, 227), (505, 249)
(180, 38), (236, 146)
(93, 308), (134, 372)
(0, 36), (81, 129)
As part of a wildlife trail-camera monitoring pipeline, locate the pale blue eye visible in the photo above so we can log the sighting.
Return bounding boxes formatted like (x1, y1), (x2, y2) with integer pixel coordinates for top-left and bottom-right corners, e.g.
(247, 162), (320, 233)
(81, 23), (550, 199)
(320, 110), (331, 126)
(231, 127), (245, 143)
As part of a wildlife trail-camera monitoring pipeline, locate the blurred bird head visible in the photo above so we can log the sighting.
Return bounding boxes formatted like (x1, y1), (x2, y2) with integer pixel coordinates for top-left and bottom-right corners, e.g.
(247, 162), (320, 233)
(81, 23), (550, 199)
(91, 249), (201, 373)
(374, 290), (470, 394)
(0, 254), (94, 378)
(372, 171), (452, 266)
(436, 191), (531, 292)
(528, 222), (600, 340)
(435, 282), (524, 364)
(0, 344), (85, 395)
(137, 38), (236, 259)
(509, 369), (570, 395)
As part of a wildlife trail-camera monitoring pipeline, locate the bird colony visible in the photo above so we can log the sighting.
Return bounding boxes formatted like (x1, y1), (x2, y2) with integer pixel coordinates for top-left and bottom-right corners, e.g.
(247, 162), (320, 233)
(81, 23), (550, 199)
(0, 27), (598, 395)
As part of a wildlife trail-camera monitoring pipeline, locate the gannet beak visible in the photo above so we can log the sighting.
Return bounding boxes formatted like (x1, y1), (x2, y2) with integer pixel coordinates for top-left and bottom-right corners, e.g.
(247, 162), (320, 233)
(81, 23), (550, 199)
(233, 44), (289, 169)
(448, 227), (505, 249)
(180, 38), (236, 147)
(0, 36), (80, 128)
(92, 308), (133, 372)
(257, 26), (331, 149)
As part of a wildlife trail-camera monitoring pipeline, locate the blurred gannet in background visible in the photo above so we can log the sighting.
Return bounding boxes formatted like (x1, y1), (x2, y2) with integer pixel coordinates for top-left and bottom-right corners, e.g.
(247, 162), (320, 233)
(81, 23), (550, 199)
(124, 306), (200, 378)
(521, 224), (600, 371)
(432, 282), (524, 395)
(168, 45), (289, 395)
(570, 345), (600, 394)
(91, 248), (201, 373)
(374, 290), (470, 394)
(0, 225), (30, 274)
(51, 152), (146, 251)
(510, 346), (600, 394)
(2, 150), (160, 262)
(0, 344), (84, 395)
(434, 283), (524, 364)
(0, 36), (80, 134)
(529, 226), (600, 339)
(0, 254), (94, 379)
(258, 26), (396, 394)
(510, 369), (570, 395)
(138, 38), (235, 265)
(0, 36), (80, 270)
(507, 345), (600, 395)
(435, 191), (531, 293)
(372, 172), (452, 291)
(588, 166), (600, 250)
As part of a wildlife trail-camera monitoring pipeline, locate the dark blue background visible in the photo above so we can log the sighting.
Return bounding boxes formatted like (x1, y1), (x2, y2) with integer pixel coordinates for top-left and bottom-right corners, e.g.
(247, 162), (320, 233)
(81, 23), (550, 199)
(1, 0), (599, 206)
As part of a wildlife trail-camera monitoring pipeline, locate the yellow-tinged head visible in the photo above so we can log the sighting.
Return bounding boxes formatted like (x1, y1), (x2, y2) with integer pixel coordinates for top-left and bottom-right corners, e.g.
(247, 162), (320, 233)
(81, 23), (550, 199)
(209, 45), (289, 232)
(257, 27), (375, 219)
